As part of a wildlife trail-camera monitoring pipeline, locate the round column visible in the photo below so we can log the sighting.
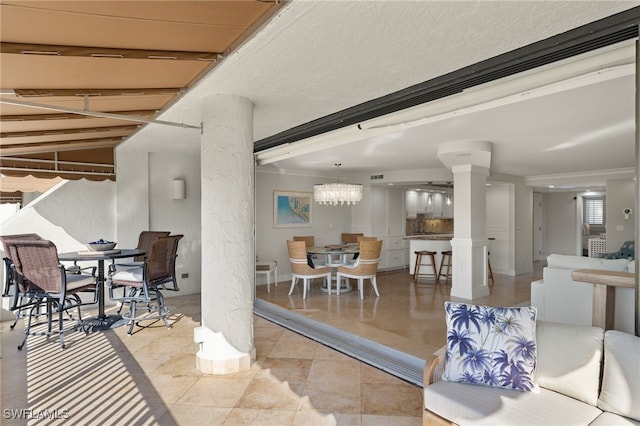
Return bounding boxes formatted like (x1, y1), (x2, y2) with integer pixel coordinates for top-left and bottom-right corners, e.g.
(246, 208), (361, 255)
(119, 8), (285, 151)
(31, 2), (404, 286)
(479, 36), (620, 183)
(195, 94), (255, 374)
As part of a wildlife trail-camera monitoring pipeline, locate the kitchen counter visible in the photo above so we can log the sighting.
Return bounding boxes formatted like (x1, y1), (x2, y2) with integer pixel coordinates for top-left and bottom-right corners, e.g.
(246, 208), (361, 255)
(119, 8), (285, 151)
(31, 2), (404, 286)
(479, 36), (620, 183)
(404, 234), (453, 241)
(406, 236), (453, 274)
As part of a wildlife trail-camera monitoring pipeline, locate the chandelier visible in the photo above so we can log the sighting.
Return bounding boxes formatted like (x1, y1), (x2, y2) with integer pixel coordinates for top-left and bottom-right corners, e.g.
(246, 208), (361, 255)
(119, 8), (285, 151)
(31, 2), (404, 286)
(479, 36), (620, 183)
(314, 163), (363, 206)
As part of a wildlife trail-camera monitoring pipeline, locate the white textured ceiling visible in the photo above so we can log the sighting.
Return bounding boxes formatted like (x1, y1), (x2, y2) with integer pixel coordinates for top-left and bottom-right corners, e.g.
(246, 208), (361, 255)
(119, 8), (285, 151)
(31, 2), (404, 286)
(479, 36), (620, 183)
(124, 0), (640, 191)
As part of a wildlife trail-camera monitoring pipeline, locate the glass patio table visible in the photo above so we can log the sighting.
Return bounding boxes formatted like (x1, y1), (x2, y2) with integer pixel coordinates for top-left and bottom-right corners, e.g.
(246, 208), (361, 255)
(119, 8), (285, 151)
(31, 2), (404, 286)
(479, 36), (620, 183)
(58, 248), (144, 331)
(307, 245), (359, 294)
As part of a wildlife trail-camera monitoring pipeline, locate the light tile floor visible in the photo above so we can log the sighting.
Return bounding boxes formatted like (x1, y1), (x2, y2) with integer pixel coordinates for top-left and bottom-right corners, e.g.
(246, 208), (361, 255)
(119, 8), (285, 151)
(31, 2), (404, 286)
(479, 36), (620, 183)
(1, 265), (540, 425)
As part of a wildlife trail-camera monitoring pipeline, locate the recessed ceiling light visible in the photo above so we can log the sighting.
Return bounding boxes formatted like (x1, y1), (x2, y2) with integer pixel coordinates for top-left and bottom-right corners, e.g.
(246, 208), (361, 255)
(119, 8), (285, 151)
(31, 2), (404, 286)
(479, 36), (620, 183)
(548, 185), (555, 188)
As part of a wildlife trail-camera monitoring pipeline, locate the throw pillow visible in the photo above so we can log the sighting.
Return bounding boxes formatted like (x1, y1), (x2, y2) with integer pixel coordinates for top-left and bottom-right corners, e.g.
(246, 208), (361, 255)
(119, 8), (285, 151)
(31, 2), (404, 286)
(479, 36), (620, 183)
(442, 302), (538, 392)
(597, 330), (640, 421)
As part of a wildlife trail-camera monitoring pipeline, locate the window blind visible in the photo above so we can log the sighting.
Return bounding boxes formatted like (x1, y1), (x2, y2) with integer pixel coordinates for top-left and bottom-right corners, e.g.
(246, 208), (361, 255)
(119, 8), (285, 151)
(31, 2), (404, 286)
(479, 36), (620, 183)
(584, 198), (604, 225)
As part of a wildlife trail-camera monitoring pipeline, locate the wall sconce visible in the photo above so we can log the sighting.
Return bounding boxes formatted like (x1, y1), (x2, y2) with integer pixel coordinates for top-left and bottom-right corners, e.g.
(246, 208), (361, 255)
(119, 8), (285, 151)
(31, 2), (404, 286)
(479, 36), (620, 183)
(172, 179), (186, 200)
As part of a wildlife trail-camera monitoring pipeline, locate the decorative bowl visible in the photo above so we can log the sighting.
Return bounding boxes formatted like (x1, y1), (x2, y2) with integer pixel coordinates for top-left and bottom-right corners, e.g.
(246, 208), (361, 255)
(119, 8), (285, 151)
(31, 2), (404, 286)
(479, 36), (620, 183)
(86, 239), (117, 251)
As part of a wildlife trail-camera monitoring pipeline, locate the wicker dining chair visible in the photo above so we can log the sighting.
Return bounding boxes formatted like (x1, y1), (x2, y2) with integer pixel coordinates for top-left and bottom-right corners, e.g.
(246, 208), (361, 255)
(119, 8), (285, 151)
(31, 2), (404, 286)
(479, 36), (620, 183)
(287, 240), (331, 299)
(109, 234), (183, 334)
(293, 236), (315, 248)
(336, 239), (383, 300)
(341, 233), (363, 244)
(9, 239), (97, 349)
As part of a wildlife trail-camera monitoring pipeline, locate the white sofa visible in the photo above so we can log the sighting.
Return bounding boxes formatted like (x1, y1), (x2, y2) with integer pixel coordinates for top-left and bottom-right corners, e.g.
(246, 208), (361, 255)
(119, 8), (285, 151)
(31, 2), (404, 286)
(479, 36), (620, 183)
(423, 321), (640, 425)
(531, 254), (635, 334)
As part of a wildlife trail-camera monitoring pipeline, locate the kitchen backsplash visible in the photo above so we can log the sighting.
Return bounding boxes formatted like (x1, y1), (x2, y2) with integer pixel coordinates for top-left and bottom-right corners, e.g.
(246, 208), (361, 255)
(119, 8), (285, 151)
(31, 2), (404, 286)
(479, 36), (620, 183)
(406, 216), (454, 235)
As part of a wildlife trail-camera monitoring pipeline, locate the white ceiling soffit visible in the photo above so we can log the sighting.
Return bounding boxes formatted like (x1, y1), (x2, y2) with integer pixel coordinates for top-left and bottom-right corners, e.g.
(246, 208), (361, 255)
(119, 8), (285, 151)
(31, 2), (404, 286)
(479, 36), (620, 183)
(256, 42), (636, 165)
(255, 40), (637, 190)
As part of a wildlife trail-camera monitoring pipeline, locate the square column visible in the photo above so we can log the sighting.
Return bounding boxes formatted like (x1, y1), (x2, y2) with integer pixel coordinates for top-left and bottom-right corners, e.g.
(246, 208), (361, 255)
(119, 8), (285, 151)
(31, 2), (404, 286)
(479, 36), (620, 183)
(450, 164), (490, 300)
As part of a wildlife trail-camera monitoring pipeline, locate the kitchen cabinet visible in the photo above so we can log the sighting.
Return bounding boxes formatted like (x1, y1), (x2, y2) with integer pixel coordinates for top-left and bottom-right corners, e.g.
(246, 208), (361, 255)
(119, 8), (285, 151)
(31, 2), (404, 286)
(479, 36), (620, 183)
(416, 192), (430, 214)
(431, 192), (453, 218)
(406, 191), (432, 217)
(406, 190), (417, 218)
(351, 186), (406, 270)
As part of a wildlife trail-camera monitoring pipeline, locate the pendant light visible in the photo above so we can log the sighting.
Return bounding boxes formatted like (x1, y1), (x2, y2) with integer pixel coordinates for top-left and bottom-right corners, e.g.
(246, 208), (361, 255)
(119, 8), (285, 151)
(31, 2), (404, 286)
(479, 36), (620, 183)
(313, 163), (363, 206)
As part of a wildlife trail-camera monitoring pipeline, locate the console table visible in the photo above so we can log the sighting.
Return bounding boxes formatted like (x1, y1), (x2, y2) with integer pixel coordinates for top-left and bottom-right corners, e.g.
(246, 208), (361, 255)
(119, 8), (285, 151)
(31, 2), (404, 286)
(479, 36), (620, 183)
(571, 268), (635, 330)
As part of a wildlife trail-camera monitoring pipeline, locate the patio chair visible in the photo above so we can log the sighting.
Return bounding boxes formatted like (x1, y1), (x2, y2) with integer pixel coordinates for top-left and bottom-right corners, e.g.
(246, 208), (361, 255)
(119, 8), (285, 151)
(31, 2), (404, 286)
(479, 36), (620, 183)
(110, 230), (171, 272)
(1, 233), (43, 329)
(9, 239), (98, 349)
(287, 240), (331, 299)
(336, 239), (383, 300)
(108, 234), (183, 334)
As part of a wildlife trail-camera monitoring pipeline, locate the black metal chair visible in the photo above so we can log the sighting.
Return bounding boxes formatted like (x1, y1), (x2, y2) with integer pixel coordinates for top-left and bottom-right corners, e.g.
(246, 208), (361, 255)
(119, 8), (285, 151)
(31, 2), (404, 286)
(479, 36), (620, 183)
(108, 234), (183, 334)
(9, 239), (97, 349)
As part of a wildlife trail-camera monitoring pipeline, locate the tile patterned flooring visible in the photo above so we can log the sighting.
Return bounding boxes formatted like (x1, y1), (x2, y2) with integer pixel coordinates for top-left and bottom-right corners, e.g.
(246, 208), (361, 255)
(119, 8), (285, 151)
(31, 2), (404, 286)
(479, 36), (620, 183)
(1, 266), (540, 425)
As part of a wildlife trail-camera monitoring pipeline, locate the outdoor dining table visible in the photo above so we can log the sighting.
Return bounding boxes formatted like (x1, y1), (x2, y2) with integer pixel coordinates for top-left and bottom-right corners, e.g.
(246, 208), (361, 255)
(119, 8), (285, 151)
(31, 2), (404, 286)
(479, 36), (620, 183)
(307, 245), (359, 294)
(58, 248), (144, 331)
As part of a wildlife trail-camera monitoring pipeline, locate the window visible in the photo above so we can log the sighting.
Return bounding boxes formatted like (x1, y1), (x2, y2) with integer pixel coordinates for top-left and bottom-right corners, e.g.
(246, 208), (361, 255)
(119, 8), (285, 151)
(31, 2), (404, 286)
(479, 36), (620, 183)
(584, 197), (605, 225)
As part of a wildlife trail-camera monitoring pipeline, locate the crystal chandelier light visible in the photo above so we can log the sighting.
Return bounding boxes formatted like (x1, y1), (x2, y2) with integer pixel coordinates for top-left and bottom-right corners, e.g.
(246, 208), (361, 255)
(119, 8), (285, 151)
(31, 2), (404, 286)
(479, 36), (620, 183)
(314, 163), (363, 206)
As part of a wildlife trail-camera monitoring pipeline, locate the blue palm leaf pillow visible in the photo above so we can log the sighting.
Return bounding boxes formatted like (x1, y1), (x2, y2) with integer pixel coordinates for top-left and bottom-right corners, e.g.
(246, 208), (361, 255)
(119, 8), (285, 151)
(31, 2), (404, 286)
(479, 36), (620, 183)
(442, 302), (538, 392)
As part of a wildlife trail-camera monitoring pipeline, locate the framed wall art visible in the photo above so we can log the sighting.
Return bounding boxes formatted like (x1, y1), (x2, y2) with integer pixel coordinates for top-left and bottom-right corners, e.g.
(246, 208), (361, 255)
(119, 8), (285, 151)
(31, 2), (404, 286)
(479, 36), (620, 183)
(273, 190), (312, 228)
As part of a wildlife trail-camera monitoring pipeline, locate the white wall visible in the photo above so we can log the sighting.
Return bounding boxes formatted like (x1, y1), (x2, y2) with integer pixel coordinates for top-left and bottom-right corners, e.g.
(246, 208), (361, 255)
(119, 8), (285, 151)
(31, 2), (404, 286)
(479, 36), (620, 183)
(0, 179), (115, 320)
(541, 181), (636, 259)
(115, 148), (202, 296)
(543, 192), (580, 256)
(255, 170), (351, 284)
(606, 178), (636, 253)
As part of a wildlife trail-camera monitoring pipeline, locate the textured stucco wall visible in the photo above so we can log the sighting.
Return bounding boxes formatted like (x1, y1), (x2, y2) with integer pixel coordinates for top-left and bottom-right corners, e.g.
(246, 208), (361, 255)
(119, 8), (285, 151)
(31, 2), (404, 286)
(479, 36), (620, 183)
(0, 179), (115, 320)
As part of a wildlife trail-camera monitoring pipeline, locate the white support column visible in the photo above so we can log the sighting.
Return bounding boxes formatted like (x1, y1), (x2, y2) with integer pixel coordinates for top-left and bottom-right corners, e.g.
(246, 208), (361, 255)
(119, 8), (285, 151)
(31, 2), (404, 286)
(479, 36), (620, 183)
(195, 94), (256, 374)
(438, 140), (492, 300)
(450, 164), (490, 300)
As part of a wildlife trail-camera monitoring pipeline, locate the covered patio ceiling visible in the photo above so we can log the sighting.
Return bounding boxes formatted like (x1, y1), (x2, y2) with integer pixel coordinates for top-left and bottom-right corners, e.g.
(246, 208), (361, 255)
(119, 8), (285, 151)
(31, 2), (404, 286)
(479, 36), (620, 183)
(0, 0), (282, 202)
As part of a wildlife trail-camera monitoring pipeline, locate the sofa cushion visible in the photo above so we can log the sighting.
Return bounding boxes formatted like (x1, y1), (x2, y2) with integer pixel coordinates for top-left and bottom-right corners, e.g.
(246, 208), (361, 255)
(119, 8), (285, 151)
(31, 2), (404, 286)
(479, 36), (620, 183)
(597, 330), (640, 421)
(442, 302), (537, 392)
(424, 380), (602, 425)
(535, 321), (604, 406)
(546, 254), (630, 272)
(589, 412), (640, 426)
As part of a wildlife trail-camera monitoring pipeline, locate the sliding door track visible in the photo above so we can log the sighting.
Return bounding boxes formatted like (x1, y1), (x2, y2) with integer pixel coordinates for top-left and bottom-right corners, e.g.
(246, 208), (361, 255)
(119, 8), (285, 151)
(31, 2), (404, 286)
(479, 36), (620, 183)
(253, 299), (426, 387)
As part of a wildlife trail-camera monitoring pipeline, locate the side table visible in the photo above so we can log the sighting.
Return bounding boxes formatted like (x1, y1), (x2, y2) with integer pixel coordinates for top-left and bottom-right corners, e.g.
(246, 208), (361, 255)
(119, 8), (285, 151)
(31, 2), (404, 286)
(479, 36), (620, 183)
(256, 261), (278, 292)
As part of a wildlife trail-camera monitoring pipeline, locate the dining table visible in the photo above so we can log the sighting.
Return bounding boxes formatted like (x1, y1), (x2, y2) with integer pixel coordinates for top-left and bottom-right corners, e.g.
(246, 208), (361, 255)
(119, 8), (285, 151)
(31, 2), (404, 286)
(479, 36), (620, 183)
(58, 248), (144, 331)
(306, 245), (359, 294)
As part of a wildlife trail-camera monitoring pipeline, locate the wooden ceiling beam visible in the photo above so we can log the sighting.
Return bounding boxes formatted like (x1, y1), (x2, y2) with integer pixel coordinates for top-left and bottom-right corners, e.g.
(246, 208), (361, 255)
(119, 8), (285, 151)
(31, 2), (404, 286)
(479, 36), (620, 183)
(1, 137), (122, 156)
(12, 88), (181, 97)
(1, 125), (138, 138)
(0, 110), (157, 121)
(1, 42), (222, 62)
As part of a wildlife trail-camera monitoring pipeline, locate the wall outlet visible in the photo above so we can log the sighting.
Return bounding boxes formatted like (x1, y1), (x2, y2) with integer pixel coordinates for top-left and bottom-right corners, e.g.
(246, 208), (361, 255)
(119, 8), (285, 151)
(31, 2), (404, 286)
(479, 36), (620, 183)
(616, 225), (624, 232)
(181, 273), (189, 279)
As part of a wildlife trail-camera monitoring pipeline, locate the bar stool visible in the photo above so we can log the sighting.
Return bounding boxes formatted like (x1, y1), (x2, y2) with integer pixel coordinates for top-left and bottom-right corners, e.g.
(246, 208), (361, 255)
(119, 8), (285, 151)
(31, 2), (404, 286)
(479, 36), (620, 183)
(487, 237), (495, 287)
(438, 250), (452, 283)
(487, 252), (495, 286)
(413, 250), (437, 281)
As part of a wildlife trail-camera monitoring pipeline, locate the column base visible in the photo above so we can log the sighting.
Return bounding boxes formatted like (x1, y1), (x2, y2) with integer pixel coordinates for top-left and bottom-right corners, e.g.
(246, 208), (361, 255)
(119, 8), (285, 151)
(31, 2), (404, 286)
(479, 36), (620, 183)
(196, 349), (255, 375)
(194, 325), (256, 374)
